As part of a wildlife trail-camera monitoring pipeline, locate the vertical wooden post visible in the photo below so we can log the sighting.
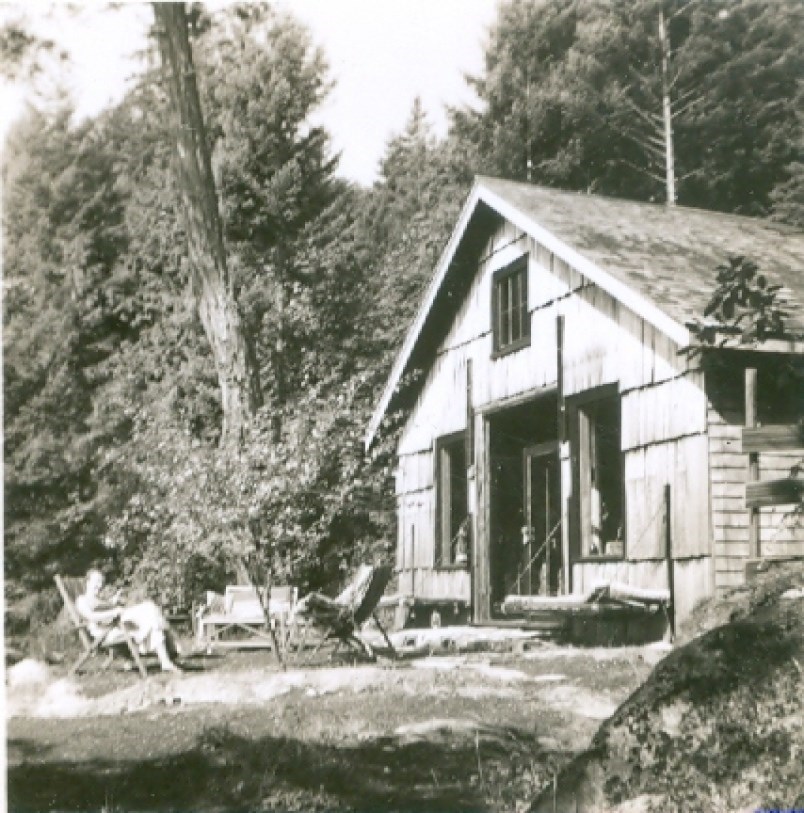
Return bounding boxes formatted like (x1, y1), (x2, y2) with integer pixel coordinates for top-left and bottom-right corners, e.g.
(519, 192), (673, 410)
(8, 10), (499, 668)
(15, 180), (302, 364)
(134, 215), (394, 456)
(544, 473), (551, 596)
(473, 416), (491, 623)
(745, 368), (760, 558)
(465, 359), (474, 466)
(663, 484), (675, 641)
(410, 526), (416, 597)
(556, 315), (566, 442)
(556, 314), (571, 594)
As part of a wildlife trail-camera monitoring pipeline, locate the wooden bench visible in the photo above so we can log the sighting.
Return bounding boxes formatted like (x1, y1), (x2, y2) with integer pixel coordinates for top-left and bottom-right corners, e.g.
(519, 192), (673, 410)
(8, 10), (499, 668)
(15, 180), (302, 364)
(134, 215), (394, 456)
(196, 585), (297, 650)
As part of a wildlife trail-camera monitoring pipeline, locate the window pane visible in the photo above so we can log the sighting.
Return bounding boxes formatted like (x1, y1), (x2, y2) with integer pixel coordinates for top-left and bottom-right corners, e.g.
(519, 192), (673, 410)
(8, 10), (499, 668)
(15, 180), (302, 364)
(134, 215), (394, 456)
(578, 396), (622, 558)
(438, 435), (468, 565)
(519, 269), (528, 339)
(440, 446), (452, 556)
(500, 277), (510, 346)
(493, 260), (530, 352)
(511, 273), (521, 340)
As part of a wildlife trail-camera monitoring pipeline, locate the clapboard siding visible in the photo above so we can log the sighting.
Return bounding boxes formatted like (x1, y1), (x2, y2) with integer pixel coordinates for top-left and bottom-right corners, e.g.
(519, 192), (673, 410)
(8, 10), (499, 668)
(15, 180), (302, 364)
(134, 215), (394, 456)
(621, 433), (710, 560)
(409, 569), (471, 601)
(707, 395), (804, 591)
(672, 557), (715, 623)
(397, 450), (433, 494)
(571, 557), (710, 619)
(572, 559), (669, 594)
(621, 371), (707, 450)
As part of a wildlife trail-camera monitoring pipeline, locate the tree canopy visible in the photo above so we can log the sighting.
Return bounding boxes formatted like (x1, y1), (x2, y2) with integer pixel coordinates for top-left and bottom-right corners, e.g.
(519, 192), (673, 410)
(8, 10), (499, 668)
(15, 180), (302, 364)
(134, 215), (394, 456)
(454, 0), (804, 215)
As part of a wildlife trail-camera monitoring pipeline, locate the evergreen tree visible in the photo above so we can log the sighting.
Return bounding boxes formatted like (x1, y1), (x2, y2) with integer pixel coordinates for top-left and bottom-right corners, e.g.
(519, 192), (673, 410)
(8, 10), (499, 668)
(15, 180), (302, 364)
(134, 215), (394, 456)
(198, 5), (338, 435)
(3, 105), (133, 585)
(456, 0), (803, 214)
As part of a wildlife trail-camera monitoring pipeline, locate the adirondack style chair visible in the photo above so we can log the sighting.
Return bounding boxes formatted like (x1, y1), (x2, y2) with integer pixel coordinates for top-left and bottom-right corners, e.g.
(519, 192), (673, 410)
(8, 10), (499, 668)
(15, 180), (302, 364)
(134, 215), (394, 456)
(289, 564), (397, 662)
(54, 574), (147, 678)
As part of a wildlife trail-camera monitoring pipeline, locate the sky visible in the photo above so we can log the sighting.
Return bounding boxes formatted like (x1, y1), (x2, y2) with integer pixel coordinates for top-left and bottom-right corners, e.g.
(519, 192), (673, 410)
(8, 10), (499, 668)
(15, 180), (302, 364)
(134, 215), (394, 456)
(1, 0), (498, 185)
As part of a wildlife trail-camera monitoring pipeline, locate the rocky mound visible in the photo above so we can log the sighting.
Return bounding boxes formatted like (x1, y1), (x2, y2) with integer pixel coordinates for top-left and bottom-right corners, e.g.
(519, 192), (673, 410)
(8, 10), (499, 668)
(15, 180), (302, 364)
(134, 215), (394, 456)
(531, 560), (804, 813)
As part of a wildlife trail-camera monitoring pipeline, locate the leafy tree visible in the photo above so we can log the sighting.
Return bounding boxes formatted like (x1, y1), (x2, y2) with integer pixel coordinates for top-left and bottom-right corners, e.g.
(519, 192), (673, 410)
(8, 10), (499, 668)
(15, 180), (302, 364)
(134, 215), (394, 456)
(75, 7), (396, 608)
(673, 0), (803, 214)
(687, 256), (797, 346)
(0, 18), (67, 82)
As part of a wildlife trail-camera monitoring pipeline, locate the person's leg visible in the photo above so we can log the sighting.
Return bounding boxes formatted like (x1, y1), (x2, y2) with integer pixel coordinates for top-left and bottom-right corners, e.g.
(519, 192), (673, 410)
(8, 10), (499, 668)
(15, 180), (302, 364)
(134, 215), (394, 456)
(164, 625), (182, 661)
(120, 601), (178, 671)
(154, 632), (178, 671)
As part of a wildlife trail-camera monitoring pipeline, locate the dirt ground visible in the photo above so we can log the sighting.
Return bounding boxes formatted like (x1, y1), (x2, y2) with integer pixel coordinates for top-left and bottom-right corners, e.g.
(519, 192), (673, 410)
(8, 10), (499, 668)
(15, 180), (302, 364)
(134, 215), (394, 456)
(6, 640), (664, 812)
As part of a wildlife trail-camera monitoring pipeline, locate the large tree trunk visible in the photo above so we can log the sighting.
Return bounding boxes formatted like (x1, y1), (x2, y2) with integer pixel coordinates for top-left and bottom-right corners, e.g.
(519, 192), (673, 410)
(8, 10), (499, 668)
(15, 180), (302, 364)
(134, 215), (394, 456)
(153, 2), (261, 446)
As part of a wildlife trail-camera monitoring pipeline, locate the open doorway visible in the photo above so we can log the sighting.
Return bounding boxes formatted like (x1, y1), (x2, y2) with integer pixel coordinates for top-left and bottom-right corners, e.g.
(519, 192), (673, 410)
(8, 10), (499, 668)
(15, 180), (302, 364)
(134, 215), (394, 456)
(488, 394), (561, 613)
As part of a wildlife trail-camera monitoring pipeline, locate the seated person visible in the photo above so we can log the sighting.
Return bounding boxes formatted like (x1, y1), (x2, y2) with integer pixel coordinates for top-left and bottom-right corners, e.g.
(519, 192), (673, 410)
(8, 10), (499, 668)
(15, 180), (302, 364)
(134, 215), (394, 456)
(75, 569), (180, 672)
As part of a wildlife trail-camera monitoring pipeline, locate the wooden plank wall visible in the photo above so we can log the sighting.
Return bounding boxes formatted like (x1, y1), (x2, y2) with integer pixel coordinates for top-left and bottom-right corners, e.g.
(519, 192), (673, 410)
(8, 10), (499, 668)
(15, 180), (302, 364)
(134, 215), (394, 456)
(394, 217), (717, 620)
(708, 398), (804, 590)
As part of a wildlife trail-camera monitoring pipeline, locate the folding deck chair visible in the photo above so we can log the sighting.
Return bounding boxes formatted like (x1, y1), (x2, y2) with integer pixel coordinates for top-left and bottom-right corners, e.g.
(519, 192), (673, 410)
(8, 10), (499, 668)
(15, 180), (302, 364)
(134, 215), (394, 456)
(54, 574), (148, 679)
(290, 564), (397, 662)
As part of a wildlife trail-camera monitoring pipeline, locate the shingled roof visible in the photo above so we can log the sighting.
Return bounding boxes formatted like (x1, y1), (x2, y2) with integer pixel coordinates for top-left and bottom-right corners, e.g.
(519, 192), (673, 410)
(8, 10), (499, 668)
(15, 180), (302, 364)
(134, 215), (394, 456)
(478, 175), (804, 334)
(366, 176), (804, 446)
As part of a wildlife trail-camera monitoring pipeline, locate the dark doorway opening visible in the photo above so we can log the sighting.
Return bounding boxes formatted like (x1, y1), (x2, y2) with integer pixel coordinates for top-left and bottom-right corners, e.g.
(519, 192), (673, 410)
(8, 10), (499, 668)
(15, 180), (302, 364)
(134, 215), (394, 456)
(488, 395), (560, 613)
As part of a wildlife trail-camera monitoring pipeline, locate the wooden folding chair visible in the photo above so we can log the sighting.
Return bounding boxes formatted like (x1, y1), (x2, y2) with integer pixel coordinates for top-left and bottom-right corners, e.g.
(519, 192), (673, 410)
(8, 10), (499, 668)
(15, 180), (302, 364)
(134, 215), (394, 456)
(290, 565), (397, 662)
(54, 574), (147, 679)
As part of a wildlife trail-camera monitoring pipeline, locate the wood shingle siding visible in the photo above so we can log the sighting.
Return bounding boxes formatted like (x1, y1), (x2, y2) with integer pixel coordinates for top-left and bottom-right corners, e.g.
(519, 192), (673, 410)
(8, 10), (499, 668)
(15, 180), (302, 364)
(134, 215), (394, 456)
(707, 398), (803, 590)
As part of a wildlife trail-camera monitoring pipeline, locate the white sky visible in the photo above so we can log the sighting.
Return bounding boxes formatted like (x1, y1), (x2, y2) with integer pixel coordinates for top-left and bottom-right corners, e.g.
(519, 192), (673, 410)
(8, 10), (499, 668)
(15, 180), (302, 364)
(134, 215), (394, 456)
(0, 1), (498, 185)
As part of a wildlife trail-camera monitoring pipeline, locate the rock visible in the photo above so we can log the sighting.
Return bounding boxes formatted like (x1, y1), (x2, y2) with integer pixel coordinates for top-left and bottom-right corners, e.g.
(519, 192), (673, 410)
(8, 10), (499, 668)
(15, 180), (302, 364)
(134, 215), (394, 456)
(7, 658), (50, 688)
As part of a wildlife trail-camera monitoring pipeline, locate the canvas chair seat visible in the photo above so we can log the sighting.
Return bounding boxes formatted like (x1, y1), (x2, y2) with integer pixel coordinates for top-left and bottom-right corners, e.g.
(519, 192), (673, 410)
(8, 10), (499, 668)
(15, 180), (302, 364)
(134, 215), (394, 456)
(289, 564), (397, 662)
(54, 574), (148, 679)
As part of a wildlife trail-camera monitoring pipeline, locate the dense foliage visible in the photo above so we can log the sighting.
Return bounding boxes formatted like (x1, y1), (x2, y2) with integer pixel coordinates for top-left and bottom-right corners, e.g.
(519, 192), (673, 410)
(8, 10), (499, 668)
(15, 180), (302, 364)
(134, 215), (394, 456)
(454, 0), (804, 215)
(3, 0), (802, 612)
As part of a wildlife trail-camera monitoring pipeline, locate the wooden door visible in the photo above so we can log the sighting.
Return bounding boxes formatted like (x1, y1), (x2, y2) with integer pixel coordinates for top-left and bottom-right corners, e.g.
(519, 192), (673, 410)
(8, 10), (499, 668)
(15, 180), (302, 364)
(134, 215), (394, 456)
(523, 442), (563, 595)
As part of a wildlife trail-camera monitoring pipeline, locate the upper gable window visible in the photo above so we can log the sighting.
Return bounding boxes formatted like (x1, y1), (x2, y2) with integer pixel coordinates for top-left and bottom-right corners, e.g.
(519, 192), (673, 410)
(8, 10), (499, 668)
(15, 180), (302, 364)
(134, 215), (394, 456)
(491, 256), (530, 357)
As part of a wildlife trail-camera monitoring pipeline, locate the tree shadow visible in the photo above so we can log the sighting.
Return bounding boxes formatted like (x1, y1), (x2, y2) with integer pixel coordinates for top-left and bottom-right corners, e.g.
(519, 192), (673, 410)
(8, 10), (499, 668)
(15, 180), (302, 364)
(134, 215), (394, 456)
(8, 724), (548, 812)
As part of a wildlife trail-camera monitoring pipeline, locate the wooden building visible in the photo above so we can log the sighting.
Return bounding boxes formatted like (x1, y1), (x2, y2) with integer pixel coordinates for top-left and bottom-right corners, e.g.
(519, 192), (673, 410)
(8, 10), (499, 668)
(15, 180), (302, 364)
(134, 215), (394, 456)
(366, 177), (804, 627)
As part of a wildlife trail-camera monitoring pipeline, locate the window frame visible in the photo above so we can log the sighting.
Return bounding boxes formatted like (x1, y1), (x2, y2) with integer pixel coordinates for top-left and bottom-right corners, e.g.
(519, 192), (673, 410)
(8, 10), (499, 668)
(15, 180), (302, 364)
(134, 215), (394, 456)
(434, 431), (469, 569)
(568, 384), (626, 563)
(491, 255), (530, 358)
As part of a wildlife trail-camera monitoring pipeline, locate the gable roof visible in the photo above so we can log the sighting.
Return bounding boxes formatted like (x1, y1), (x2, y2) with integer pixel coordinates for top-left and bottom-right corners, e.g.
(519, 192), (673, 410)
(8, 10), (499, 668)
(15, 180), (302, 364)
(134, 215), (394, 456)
(366, 176), (804, 447)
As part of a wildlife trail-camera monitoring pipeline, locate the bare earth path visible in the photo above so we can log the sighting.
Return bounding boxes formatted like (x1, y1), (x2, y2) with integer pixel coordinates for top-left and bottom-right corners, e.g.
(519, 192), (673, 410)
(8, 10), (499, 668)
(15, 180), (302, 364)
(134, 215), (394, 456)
(7, 644), (662, 812)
